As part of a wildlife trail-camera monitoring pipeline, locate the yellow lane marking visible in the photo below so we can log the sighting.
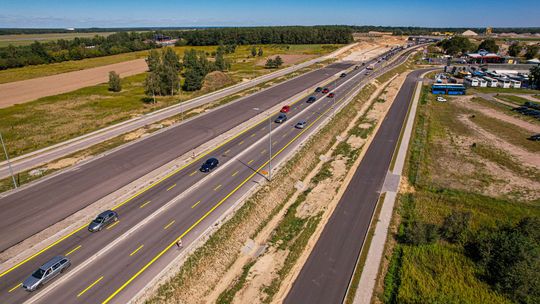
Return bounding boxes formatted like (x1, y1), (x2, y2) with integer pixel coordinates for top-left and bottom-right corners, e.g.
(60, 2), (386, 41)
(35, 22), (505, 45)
(189, 170), (197, 176)
(247, 159), (254, 165)
(65, 245), (82, 256)
(250, 133), (256, 138)
(166, 184), (176, 191)
(164, 220), (175, 230)
(272, 141), (278, 146)
(106, 221), (119, 230)
(224, 149), (231, 154)
(8, 283), (21, 293)
(281, 133), (287, 138)
(1, 68), (341, 279)
(214, 184), (222, 191)
(101, 83), (344, 304)
(77, 276), (103, 298)
(129, 245), (144, 257)
(260, 149), (266, 155)
(238, 140), (244, 145)
(139, 201), (151, 208)
(231, 171), (239, 177)
(191, 200), (201, 208)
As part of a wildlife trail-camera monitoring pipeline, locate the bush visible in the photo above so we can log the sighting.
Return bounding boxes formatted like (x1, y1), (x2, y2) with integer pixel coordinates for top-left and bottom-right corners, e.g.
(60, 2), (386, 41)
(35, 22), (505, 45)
(401, 220), (439, 245)
(440, 210), (471, 243)
(108, 71), (121, 92)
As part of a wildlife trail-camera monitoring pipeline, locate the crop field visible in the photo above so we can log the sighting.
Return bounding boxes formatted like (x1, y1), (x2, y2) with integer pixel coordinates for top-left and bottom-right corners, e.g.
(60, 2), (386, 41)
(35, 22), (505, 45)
(0, 32), (116, 47)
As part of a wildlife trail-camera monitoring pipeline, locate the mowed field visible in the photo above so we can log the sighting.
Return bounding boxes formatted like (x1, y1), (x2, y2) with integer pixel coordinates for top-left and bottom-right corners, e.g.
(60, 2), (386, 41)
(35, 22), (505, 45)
(0, 44), (340, 158)
(0, 32), (116, 47)
(379, 86), (540, 304)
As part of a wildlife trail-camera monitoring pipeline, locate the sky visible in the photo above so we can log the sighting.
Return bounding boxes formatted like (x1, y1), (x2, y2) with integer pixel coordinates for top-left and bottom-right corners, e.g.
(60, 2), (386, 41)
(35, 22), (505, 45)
(1, 0), (539, 28)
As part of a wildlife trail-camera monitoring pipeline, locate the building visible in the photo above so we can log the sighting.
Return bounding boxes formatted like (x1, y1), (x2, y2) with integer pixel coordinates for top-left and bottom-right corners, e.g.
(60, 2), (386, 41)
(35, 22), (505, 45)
(466, 49), (504, 64)
(462, 30), (478, 36)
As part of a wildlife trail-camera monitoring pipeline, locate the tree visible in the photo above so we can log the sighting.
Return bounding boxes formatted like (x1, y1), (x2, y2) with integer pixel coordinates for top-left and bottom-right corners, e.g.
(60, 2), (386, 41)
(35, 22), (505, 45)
(265, 58), (276, 69)
(438, 36), (474, 55)
(525, 44), (540, 59)
(530, 65), (540, 89)
(183, 67), (205, 91)
(214, 46), (229, 71)
(477, 39), (499, 53)
(508, 43), (523, 57)
(251, 46), (257, 57)
(108, 71), (122, 92)
(401, 220), (439, 245)
(440, 210), (471, 243)
(162, 47), (181, 72)
(258, 47), (263, 57)
(145, 49), (161, 72)
(274, 55), (283, 67)
(144, 72), (160, 103)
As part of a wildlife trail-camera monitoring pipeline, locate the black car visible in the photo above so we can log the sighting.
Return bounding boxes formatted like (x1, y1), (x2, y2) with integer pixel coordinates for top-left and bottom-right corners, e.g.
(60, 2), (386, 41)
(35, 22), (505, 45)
(307, 96), (317, 103)
(314, 87), (322, 93)
(528, 134), (540, 141)
(275, 113), (287, 123)
(88, 210), (118, 232)
(340, 73), (347, 78)
(354, 66), (360, 70)
(200, 157), (219, 172)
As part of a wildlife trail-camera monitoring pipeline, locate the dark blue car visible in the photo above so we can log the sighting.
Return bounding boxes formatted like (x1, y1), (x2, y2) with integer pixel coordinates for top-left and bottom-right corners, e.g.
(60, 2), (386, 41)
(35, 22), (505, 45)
(200, 157), (219, 172)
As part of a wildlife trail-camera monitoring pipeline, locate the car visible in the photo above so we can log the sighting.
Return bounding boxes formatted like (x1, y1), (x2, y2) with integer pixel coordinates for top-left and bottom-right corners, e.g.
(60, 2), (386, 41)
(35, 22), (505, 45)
(295, 121), (306, 129)
(436, 96), (447, 102)
(362, 62), (366, 66)
(354, 66), (360, 70)
(327, 92), (335, 98)
(88, 210), (118, 232)
(200, 157), (219, 172)
(322, 88), (330, 94)
(314, 87), (322, 93)
(340, 73), (347, 78)
(23, 256), (71, 291)
(307, 96), (317, 103)
(280, 105), (290, 113)
(365, 71), (370, 75)
(512, 106), (528, 112)
(528, 134), (540, 141)
(275, 113), (287, 123)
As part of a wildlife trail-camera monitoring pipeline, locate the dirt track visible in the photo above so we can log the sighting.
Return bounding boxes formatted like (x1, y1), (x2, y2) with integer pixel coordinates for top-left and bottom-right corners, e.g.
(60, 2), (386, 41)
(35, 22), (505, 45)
(0, 59), (148, 108)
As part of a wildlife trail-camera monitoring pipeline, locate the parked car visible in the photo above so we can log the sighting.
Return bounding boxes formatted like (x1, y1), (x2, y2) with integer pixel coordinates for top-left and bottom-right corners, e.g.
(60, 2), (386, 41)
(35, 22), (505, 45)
(200, 157), (219, 172)
(512, 106), (528, 112)
(315, 87), (322, 93)
(280, 105), (290, 113)
(275, 113), (287, 123)
(88, 210), (119, 232)
(307, 96), (317, 103)
(23, 256), (71, 291)
(327, 92), (335, 98)
(295, 121), (306, 129)
(340, 73), (347, 78)
(436, 96), (447, 102)
(322, 88), (330, 94)
(528, 134), (540, 141)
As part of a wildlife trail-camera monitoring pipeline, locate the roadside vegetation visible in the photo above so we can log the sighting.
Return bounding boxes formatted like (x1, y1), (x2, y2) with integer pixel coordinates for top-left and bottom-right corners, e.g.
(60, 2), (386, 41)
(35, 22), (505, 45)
(379, 85), (540, 304)
(0, 44), (339, 159)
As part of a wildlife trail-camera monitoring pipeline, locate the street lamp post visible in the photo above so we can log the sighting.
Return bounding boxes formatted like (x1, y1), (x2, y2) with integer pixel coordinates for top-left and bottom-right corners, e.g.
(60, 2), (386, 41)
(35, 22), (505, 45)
(0, 132), (17, 189)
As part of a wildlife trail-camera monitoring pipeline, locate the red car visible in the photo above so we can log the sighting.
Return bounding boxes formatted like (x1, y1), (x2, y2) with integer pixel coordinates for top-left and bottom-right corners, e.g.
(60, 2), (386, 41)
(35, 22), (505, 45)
(322, 88), (330, 94)
(280, 105), (291, 113)
(327, 92), (335, 98)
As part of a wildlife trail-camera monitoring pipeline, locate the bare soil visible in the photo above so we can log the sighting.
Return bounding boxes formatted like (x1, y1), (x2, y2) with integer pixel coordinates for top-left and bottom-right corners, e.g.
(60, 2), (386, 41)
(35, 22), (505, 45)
(0, 59), (147, 108)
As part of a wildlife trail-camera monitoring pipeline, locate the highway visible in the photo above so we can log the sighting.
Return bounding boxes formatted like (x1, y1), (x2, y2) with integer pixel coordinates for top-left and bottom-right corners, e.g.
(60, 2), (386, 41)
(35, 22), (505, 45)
(284, 68), (430, 304)
(0, 48), (415, 304)
(0, 61), (354, 252)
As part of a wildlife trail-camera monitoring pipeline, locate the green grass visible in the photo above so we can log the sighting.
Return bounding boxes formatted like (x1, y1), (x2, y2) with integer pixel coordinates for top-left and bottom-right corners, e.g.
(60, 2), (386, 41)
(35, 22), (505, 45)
(0, 44), (341, 84)
(495, 94), (537, 105)
(470, 87), (540, 95)
(216, 260), (256, 304)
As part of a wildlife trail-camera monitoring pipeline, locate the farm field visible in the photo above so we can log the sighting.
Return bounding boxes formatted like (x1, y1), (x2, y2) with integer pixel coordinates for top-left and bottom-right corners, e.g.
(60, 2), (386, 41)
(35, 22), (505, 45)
(0, 32), (116, 47)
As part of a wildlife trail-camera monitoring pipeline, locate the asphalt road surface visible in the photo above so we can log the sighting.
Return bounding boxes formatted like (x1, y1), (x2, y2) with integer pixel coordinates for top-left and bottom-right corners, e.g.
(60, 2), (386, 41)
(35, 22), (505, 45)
(284, 68), (429, 304)
(0, 48), (414, 304)
(0, 61), (354, 252)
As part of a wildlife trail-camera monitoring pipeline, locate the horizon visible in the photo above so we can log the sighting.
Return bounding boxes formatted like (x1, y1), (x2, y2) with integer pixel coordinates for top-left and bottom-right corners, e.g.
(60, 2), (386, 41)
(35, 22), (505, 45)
(2, 0), (540, 28)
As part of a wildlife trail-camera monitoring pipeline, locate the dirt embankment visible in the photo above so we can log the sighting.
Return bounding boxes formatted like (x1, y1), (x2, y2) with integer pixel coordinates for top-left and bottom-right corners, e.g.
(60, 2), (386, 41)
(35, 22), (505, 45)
(256, 54), (316, 66)
(0, 59), (148, 108)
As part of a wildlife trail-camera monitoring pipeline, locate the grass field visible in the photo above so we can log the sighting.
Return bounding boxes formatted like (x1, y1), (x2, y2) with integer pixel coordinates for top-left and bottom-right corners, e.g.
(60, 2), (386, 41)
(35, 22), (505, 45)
(0, 32), (116, 47)
(0, 44), (339, 84)
(469, 87), (540, 95)
(381, 85), (540, 304)
(0, 45), (339, 159)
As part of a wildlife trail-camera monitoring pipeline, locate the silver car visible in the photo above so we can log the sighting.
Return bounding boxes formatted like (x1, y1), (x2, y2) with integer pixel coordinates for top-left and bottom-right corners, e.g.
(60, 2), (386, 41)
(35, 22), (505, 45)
(23, 256), (71, 291)
(295, 120), (306, 129)
(88, 210), (118, 232)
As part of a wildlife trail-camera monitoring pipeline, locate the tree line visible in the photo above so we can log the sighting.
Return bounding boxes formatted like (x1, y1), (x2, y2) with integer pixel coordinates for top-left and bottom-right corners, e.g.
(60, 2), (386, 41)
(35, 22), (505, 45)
(0, 26), (352, 70)
(437, 36), (540, 59)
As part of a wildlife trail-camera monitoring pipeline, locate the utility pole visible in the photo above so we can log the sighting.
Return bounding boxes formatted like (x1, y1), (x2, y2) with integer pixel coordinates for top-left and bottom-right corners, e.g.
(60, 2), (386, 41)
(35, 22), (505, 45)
(268, 116), (272, 181)
(0, 132), (17, 189)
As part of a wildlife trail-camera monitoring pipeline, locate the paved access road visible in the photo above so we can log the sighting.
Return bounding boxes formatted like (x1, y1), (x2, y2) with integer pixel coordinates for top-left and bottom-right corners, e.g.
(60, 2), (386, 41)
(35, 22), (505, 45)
(285, 68), (430, 304)
(0, 49), (404, 304)
(0, 61), (354, 252)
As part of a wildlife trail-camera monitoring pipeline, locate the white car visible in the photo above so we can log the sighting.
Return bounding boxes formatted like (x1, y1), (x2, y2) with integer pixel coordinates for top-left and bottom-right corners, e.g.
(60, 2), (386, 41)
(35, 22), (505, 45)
(436, 96), (447, 102)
